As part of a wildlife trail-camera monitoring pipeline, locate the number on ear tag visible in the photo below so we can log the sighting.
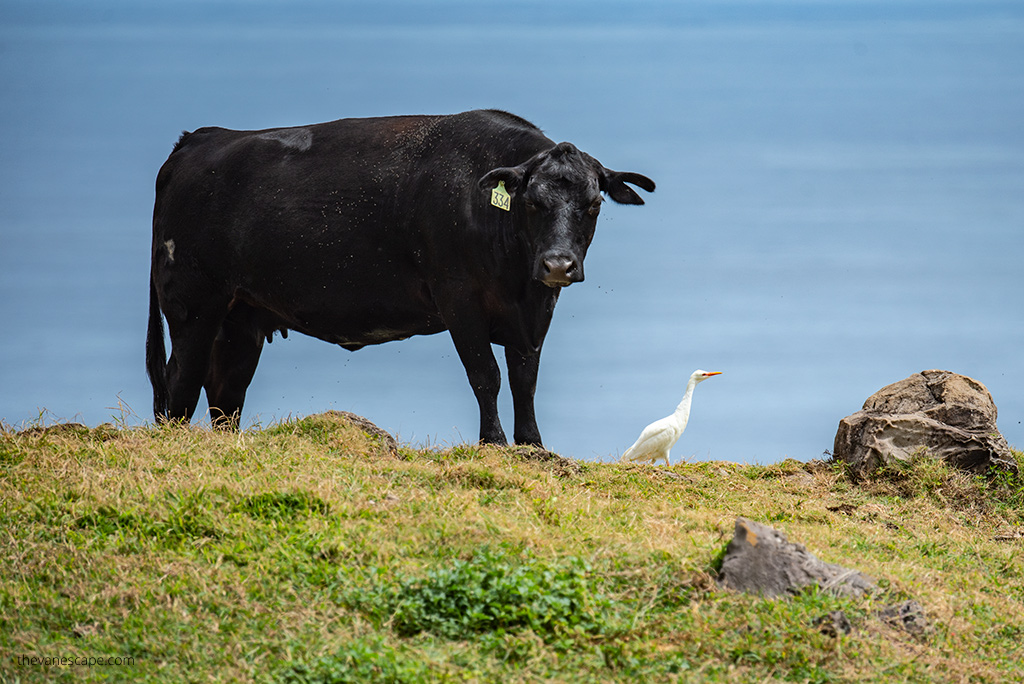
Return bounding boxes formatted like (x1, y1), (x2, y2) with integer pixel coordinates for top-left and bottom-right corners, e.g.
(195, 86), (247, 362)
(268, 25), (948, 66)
(490, 181), (511, 211)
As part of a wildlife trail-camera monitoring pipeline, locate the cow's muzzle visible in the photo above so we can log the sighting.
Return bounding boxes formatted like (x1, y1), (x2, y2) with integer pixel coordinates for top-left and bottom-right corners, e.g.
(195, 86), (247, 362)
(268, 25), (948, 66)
(539, 254), (583, 288)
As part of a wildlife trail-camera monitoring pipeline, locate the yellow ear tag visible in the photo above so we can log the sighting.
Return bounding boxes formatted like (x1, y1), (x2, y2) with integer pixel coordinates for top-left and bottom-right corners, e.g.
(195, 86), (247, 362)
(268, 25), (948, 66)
(490, 180), (511, 211)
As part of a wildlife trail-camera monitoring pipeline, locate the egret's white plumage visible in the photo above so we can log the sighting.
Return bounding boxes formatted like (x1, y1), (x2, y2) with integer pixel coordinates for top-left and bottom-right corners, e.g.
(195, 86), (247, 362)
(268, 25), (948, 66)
(620, 369), (722, 466)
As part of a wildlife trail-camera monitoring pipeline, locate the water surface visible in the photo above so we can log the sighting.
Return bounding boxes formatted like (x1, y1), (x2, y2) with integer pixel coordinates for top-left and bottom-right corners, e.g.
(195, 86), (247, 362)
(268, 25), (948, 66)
(1, 1), (1022, 463)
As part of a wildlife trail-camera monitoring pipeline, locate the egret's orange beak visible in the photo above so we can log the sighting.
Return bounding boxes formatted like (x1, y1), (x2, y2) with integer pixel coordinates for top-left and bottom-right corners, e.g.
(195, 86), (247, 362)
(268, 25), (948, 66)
(705, 371), (723, 377)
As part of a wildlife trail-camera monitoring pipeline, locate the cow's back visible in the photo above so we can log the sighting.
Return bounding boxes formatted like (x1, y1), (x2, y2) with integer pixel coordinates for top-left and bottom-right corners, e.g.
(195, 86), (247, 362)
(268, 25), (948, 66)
(155, 109), (549, 239)
(158, 109), (546, 196)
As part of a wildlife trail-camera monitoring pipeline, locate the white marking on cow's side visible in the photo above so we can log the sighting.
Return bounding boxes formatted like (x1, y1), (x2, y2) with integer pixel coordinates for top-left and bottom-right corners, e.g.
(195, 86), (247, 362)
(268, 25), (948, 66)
(256, 128), (313, 152)
(165, 239), (175, 262)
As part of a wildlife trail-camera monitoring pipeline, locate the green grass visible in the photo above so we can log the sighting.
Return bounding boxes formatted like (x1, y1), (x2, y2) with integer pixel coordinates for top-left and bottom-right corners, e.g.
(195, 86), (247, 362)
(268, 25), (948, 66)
(1, 413), (1022, 682)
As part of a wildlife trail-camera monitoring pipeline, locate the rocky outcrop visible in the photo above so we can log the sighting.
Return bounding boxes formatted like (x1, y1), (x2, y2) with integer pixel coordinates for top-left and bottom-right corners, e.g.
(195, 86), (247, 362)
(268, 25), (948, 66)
(716, 518), (876, 598)
(316, 410), (400, 457)
(833, 370), (1017, 478)
(717, 518), (933, 638)
(876, 600), (931, 637)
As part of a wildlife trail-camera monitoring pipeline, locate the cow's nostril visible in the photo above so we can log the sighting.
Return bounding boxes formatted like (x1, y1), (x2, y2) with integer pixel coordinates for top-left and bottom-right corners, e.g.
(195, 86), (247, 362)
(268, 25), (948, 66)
(544, 257), (572, 275)
(541, 256), (581, 286)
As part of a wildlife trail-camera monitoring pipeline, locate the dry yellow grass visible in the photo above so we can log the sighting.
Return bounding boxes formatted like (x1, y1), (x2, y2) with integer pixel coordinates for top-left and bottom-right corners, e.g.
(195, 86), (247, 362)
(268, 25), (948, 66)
(1, 414), (1022, 682)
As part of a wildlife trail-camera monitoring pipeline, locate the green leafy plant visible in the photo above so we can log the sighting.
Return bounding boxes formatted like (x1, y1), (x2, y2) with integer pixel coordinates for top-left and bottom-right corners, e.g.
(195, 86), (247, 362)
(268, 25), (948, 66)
(387, 550), (609, 641)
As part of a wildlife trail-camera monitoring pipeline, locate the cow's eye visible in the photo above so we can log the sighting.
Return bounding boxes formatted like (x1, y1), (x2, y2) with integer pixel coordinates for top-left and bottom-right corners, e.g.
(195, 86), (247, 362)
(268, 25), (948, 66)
(524, 199), (541, 212)
(587, 199), (602, 216)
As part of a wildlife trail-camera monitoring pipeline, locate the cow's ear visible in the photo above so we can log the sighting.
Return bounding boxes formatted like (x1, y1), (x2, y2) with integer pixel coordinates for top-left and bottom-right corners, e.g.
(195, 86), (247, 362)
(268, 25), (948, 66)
(601, 170), (656, 205)
(479, 166), (524, 196)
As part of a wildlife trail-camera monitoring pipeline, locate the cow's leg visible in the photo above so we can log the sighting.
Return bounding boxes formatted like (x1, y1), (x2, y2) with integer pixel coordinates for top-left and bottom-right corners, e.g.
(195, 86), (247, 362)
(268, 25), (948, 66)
(204, 303), (265, 430)
(164, 301), (228, 424)
(447, 324), (507, 445)
(505, 348), (543, 446)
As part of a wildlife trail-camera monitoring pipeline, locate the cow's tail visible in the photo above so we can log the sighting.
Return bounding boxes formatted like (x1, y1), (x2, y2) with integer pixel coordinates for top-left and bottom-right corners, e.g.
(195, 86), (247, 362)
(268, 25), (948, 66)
(146, 273), (170, 422)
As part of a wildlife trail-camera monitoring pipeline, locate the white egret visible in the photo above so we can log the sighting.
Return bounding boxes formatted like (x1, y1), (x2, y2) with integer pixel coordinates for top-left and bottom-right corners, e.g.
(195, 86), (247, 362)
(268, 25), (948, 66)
(620, 369), (722, 466)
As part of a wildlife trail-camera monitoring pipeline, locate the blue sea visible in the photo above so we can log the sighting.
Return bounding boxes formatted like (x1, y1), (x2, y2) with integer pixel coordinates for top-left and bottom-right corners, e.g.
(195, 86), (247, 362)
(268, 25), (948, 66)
(2, 0), (1022, 464)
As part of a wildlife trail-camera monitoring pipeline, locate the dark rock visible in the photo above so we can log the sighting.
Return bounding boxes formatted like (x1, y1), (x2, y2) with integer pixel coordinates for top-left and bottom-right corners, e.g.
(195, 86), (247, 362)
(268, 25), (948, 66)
(19, 422), (91, 437)
(876, 600), (930, 636)
(833, 370), (1017, 478)
(813, 611), (853, 637)
(510, 445), (582, 477)
(717, 518), (877, 598)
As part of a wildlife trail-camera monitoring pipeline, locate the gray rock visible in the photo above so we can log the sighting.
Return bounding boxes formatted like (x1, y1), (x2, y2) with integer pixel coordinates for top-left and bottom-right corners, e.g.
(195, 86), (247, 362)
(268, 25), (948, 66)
(813, 611), (853, 637)
(876, 600), (931, 636)
(833, 370), (1017, 478)
(717, 518), (877, 598)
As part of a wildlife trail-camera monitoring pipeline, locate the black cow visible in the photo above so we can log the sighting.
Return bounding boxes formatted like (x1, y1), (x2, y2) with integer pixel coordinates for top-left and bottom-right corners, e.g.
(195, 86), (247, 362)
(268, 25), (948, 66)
(146, 109), (654, 445)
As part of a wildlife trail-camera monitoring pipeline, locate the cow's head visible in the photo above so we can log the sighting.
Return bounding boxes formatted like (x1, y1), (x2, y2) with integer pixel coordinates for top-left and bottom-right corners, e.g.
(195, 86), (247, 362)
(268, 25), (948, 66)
(479, 142), (655, 288)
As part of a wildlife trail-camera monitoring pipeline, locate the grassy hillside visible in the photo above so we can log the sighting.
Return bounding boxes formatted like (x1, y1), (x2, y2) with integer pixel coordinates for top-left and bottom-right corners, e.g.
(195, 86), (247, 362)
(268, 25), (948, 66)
(2, 412), (1022, 683)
